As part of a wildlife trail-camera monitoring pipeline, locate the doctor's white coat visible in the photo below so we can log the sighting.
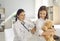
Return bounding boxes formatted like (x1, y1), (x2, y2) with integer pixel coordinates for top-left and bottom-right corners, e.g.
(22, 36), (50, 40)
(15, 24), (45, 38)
(13, 19), (34, 41)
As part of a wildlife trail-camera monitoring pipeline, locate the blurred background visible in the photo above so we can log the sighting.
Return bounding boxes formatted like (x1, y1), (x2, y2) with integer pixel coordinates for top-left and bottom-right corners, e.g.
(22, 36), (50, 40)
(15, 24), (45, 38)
(0, 0), (60, 41)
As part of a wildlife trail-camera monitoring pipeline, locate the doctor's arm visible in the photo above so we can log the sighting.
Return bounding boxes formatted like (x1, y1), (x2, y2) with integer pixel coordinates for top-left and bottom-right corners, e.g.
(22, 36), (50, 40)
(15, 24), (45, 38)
(31, 27), (36, 34)
(27, 21), (36, 34)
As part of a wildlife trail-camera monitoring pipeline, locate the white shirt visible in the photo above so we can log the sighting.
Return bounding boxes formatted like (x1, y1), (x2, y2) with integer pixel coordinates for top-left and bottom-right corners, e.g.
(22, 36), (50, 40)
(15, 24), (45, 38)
(13, 19), (35, 41)
(36, 18), (45, 36)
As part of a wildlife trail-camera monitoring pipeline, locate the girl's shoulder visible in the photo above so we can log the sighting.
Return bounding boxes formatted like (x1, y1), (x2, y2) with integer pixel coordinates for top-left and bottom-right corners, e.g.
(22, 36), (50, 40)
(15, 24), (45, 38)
(36, 19), (41, 22)
(35, 19), (40, 23)
(45, 19), (52, 21)
(35, 19), (44, 25)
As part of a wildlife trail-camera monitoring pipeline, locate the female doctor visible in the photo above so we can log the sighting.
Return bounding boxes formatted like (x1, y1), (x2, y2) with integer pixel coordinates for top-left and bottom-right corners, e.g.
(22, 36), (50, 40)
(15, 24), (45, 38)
(35, 6), (48, 41)
(13, 9), (35, 41)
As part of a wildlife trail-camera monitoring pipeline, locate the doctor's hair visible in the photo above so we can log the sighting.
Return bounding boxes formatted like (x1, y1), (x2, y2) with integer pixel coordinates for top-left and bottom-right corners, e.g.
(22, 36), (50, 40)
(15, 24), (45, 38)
(15, 9), (25, 21)
(38, 6), (48, 20)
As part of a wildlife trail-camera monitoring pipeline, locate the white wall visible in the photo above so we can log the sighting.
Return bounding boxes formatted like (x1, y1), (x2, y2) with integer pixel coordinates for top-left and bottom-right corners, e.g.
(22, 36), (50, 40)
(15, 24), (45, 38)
(0, 0), (4, 7)
(53, 6), (60, 24)
(3, 0), (35, 28)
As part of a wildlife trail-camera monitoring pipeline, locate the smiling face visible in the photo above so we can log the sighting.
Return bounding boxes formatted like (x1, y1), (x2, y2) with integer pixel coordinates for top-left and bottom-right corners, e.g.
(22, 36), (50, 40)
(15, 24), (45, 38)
(17, 12), (25, 21)
(39, 10), (47, 19)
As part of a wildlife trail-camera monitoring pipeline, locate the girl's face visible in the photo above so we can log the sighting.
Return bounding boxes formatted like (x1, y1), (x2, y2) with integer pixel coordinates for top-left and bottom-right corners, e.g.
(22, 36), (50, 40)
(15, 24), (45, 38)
(17, 12), (25, 21)
(39, 10), (47, 19)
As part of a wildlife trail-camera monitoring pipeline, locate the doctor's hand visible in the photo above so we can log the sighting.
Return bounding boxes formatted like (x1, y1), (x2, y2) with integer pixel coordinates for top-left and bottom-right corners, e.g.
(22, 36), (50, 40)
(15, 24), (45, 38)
(30, 27), (36, 34)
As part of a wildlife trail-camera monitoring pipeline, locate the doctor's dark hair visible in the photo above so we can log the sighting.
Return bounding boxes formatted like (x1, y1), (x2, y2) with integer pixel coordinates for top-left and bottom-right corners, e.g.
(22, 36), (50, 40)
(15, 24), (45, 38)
(38, 6), (48, 19)
(15, 9), (25, 21)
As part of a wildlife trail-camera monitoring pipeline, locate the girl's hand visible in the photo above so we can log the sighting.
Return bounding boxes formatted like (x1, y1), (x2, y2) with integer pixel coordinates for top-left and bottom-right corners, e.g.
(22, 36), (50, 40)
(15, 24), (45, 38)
(47, 29), (54, 32)
(42, 31), (50, 36)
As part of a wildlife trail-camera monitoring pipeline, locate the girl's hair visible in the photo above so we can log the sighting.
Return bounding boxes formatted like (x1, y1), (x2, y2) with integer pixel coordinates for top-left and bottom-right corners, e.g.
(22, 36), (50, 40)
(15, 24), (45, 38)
(38, 6), (48, 19)
(15, 9), (25, 21)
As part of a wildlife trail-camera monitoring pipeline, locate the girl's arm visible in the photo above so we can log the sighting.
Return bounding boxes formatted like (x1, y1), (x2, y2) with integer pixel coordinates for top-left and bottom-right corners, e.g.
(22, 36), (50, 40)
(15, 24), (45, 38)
(42, 26), (47, 31)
